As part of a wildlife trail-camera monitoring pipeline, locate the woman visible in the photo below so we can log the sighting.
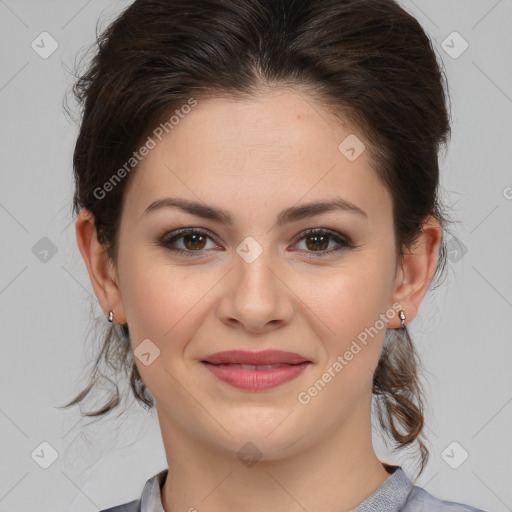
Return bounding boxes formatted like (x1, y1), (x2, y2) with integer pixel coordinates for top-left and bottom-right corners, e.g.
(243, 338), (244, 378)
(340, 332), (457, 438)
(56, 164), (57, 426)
(62, 0), (485, 510)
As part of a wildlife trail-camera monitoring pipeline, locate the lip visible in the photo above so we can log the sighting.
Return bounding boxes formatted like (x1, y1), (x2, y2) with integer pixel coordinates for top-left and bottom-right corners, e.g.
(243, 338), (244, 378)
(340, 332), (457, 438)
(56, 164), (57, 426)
(200, 350), (312, 391)
(201, 350), (311, 365)
(202, 361), (311, 391)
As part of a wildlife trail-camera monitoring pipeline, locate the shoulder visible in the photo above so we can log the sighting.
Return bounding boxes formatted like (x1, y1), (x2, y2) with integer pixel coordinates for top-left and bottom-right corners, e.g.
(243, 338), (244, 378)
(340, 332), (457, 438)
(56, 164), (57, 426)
(96, 467), (167, 512)
(97, 499), (140, 512)
(402, 485), (486, 512)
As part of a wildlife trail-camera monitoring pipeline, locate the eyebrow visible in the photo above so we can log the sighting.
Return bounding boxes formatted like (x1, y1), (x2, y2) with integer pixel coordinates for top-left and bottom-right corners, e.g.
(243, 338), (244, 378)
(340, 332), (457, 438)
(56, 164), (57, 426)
(141, 196), (368, 225)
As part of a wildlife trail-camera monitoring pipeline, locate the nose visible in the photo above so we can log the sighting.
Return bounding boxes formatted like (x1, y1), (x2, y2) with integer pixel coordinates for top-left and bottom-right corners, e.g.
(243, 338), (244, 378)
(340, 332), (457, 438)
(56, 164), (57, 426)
(216, 251), (295, 334)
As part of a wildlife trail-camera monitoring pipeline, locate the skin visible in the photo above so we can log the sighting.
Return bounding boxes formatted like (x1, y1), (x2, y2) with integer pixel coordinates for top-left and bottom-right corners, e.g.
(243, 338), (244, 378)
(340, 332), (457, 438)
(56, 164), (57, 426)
(76, 87), (442, 512)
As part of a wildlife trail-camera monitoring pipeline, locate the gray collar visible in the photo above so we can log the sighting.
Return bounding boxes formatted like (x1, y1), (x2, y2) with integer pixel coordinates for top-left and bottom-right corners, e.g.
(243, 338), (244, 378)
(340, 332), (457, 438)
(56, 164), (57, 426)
(140, 468), (166, 512)
(353, 466), (413, 511)
(140, 465), (412, 512)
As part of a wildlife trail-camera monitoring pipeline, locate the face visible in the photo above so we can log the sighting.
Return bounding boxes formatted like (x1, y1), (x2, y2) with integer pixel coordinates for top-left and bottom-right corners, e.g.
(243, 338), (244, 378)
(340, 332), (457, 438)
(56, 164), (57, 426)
(112, 88), (402, 459)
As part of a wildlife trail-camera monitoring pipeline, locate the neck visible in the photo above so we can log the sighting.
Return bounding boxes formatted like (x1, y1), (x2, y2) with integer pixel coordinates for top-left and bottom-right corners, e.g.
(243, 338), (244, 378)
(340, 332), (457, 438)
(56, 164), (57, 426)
(158, 396), (392, 512)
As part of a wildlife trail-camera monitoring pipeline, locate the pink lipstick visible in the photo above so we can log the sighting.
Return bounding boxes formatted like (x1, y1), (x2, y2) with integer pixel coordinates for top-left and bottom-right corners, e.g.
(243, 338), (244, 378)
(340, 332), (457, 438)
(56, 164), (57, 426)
(201, 350), (312, 391)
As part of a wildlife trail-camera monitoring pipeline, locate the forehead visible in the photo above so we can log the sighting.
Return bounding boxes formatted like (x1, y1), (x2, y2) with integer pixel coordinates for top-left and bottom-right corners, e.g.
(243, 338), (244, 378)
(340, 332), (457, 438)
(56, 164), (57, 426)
(123, 88), (392, 223)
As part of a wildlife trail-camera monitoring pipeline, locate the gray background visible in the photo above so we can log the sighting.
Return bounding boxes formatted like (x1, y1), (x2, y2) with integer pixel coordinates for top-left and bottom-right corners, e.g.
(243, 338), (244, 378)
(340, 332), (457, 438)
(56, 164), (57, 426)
(0, 0), (511, 511)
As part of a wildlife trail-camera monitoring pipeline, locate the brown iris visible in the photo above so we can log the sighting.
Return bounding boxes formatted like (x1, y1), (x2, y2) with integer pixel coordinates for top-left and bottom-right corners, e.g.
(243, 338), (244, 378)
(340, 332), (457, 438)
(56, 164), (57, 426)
(183, 233), (207, 250)
(305, 234), (329, 251)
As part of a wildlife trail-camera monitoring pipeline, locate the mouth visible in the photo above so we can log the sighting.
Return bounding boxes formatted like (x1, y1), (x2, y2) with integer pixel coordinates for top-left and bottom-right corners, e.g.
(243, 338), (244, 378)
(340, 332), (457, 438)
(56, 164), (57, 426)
(200, 350), (312, 391)
(202, 362), (307, 370)
(201, 349), (312, 366)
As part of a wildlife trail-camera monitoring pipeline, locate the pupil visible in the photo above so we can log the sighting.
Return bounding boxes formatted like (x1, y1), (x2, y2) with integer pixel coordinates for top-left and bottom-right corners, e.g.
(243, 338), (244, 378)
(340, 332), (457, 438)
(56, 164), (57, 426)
(185, 234), (205, 250)
(307, 235), (328, 251)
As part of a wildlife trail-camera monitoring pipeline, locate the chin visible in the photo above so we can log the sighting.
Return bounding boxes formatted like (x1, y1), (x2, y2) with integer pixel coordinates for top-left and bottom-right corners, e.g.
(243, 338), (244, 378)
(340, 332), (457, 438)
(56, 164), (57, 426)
(208, 416), (310, 459)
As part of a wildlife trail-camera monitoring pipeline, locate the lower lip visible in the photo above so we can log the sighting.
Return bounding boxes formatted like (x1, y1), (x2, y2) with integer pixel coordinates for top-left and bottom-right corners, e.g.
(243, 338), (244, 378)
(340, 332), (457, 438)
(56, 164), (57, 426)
(202, 362), (311, 390)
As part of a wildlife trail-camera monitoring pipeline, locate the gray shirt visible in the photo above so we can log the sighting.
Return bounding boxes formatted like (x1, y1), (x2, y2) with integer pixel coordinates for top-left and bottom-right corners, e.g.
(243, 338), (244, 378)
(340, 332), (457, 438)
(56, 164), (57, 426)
(99, 465), (485, 512)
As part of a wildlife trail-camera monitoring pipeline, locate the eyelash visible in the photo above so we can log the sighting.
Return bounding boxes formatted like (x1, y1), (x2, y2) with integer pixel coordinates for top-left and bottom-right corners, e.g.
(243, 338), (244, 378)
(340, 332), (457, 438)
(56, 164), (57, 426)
(158, 228), (355, 258)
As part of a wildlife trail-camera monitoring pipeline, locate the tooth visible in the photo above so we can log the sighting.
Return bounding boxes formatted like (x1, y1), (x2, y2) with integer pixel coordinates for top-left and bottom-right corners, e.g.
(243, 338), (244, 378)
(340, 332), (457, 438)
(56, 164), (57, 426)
(236, 364), (287, 370)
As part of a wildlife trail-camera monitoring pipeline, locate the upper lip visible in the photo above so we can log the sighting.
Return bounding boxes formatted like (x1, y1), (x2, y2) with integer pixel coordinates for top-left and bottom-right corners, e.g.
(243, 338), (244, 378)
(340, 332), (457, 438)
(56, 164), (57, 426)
(201, 350), (311, 365)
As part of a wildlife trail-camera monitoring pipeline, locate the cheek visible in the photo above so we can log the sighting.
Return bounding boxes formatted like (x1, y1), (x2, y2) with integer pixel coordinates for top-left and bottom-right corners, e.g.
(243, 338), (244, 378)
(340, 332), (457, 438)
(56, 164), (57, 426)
(295, 277), (392, 414)
(307, 258), (394, 330)
(117, 249), (189, 344)
(297, 247), (396, 370)
(118, 250), (223, 350)
(117, 255), (213, 401)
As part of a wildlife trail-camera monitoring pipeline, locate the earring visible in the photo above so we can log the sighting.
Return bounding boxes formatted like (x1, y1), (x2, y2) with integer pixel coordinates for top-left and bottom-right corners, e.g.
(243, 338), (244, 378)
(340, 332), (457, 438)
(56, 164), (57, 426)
(399, 310), (406, 329)
(107, 311), (114, 323)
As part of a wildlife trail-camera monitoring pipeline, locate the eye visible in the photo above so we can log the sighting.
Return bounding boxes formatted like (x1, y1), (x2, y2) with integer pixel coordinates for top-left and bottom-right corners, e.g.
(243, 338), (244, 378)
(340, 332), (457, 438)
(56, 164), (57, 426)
(158, 227), (354, 258)
(159, 229), (220, 255)
(291, 228), (354, 257)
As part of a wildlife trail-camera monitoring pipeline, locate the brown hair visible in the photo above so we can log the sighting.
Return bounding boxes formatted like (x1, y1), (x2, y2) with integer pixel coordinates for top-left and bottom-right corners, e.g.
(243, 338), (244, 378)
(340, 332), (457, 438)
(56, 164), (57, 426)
(60, 0), (452, 476)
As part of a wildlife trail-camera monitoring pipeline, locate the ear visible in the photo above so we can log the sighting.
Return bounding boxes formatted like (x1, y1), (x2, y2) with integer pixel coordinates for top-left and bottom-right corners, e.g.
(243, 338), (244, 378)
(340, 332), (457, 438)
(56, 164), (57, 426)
(75, 208), (127, 325)
(389, 216), (442, 328)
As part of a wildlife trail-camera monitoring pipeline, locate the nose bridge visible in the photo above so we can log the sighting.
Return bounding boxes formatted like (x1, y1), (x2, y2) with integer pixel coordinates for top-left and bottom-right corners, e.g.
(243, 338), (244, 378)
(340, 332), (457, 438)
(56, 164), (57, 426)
(217, 237), (294, 331)
(235, 240), (281, 308)
(236, 246), (276, 298)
